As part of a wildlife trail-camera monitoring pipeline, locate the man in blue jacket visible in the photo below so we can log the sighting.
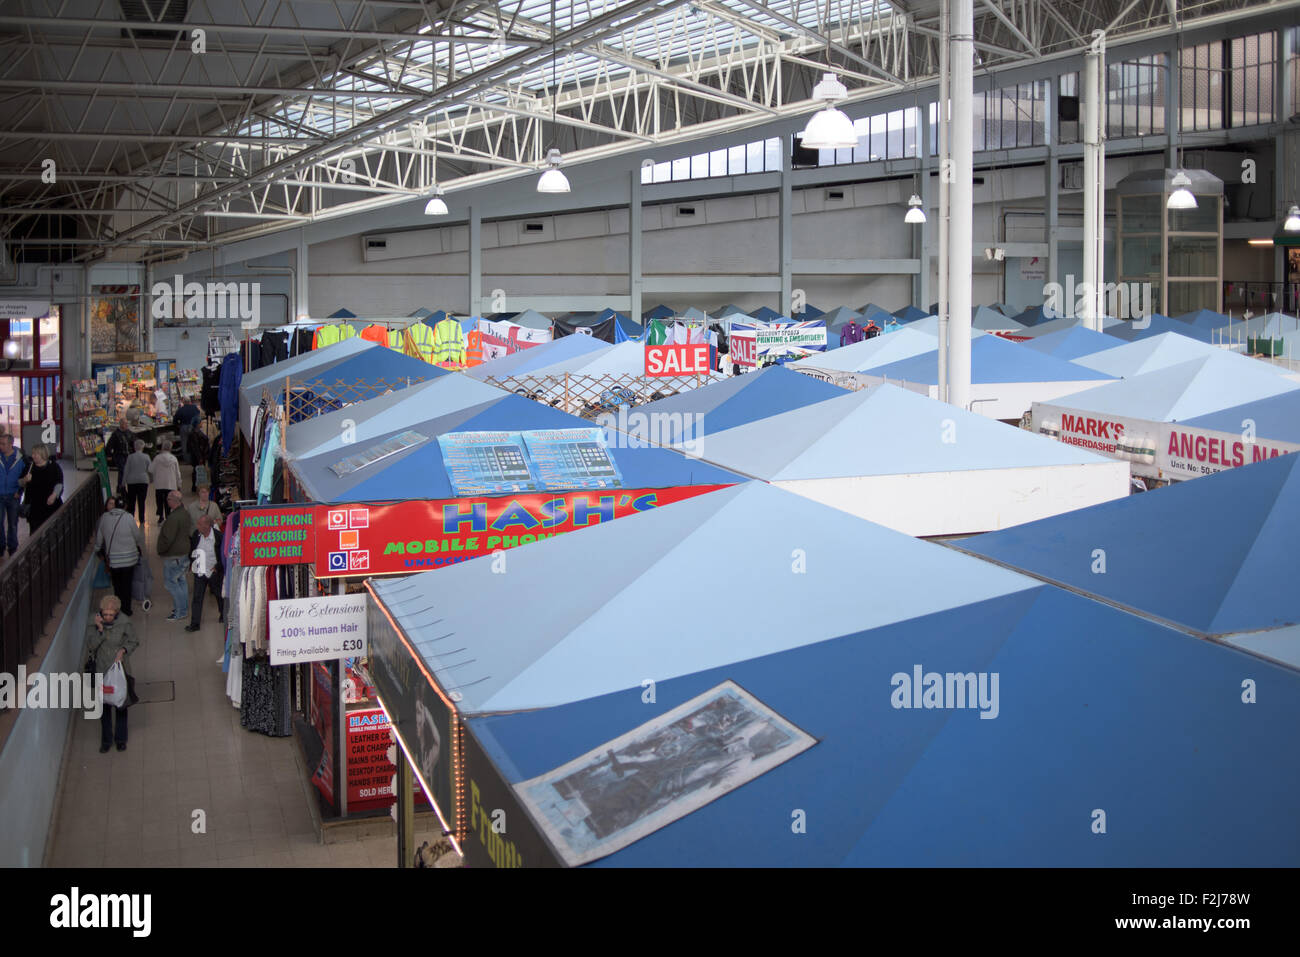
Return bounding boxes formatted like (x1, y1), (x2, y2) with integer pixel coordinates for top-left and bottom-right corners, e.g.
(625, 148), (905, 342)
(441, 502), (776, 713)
(0, 432), (29, 558)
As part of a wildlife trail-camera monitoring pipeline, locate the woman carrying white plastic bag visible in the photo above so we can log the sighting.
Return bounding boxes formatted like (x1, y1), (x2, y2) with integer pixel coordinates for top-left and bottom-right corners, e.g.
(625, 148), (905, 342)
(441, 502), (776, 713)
(84, 594), (139, 752)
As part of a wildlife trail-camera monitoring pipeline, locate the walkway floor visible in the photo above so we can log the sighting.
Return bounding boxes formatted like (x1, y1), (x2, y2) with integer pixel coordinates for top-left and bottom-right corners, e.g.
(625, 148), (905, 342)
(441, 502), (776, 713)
(45, 465), (435, 867)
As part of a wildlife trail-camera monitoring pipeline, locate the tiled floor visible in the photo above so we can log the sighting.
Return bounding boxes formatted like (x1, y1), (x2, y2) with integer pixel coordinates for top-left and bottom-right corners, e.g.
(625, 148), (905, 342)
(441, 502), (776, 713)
(46, 468), (422, 868)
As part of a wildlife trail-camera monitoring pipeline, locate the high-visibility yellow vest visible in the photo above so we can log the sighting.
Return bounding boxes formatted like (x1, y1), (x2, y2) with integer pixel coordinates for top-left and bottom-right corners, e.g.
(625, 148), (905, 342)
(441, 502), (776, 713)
(387, 329), (404, 350)
(403, 322), (436, 363)
(312, 322), (357, 350)
(432, 317), (465, 365)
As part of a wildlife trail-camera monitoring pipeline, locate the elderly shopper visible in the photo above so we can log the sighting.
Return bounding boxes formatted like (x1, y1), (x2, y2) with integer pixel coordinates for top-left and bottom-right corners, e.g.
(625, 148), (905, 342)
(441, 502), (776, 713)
(0, 432), (28, 558)
(94, 496), (145, 616)
(85, 594), (139, 752)
(121, 438), (151, 526)
(148, 438), (182, 524)
(187, 483), (222, 526)
(105, 417), (133, 496)
(156, 490), (194, 621)
(18, 443), (63, 534)
(184, 513), (224, 632)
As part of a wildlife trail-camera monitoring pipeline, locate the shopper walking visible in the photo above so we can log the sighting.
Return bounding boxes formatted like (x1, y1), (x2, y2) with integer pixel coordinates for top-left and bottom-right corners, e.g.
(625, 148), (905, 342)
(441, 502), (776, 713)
(121, 439), (151, 526)
(174, 398), (201, 464)
(185, 513), (223, 632)
(105, 417), (133, 497)
(85, 594), (138, 752)
(0, 432), (28, 558)
(148, 438), (181, 524)
(187, 483), (222, 526)
(93, 496), (145, 616)
(19, 444), (63, 534)
(156, 490), (194, 622)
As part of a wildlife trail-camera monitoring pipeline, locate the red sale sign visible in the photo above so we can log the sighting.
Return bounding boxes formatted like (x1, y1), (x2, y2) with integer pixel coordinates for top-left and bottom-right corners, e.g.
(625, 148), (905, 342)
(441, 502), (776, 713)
(313, 485), (731, 577)
(645, 343), (712, 377)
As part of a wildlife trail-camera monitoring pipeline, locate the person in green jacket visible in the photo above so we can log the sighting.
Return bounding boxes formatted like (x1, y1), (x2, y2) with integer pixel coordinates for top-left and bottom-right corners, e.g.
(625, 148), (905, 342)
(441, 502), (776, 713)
(85, 594), (139, 752)
(156, 490), (194, 621)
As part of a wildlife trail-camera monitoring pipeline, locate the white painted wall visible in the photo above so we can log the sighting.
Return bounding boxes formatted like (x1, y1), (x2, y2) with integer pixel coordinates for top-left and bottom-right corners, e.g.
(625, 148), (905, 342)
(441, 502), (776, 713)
(303, 152), (1169, 320)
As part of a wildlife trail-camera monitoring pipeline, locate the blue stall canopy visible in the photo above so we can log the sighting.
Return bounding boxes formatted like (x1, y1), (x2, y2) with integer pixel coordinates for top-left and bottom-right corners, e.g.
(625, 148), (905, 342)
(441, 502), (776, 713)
(238, 338), (375, 438)
(642, 304), (675, 321)
(1174, 308), (1233, 330)
(1047, 352), (1300, 422)
(1015, 315), (1123, 338)
(627, 366), (847, 445)
(290, 391), (742, 503)
(508, 309), (552, 330)
(714, 304), (747, 319)
(294, 344), (448, 395)
(792, 327), (966, 373)
(693, 383), (1114, 481)
(892, 305), (929, 322)
(864, 331), (1114, 385)
(1020, 325), (1120, 361)
(464, 580), (1300, 866)
(960, 453), (1300, 645)
(794, 303), (825, 319)
(972, 306), (1026, 332)
(285, 374), (508, 460)
(819, 306), (863, 333)
(327, 308), (357, 319)
(679, 306), (711, 322)
(466, 333), (609, 382)
(1073, 331), (1232, 378)
(989, 302), (1018, 317)
(369, 482), (1039, 718)
(750, 306), (786, 323)
(1106, 315), (1215, 342)
(1182, 390), (1300, 445)
(1012, 304), (1063, 327)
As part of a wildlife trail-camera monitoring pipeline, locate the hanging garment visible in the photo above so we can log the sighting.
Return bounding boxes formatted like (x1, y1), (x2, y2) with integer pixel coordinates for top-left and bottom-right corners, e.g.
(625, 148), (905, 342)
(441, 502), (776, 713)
(387, 329), (405, 350)
(218, 353), (243, 455)
(360, 323), (389, 345)
(260, 330), (289, 366)
(431, 316), (466, 365)
(644, 319), (670, 345)
(201, 365), (222, 415)
(464, 330), (485, 366)
(291, 327), (315, 357)
(403, 321), (437, 363)
(840, 321), (865, 347)
(312, 322), (356, 350)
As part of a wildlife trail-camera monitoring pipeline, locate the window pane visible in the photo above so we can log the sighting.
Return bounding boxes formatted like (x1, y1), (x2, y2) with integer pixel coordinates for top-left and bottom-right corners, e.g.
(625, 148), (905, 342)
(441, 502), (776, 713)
(746, 140), (763, 172)
(690, 153), (708, 178)
(765, 137), (781, 171)
(1169, 196), (1219, 232)
(653, 161), (670, 183)
(728, 145), (745, 175)
(1167, 236), (1219, 277)
(887, 110), (903, 158)
(671, 157), (690, 180)
(870, 114), (885, 160)
(710, 149), (727, 177)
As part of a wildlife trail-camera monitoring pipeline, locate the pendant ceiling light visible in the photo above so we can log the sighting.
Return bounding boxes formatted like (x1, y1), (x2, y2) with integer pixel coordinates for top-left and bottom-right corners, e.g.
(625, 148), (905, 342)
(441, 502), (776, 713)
(1167, 170), (1197, 210)
(1284, 205), (1300, 232)
(424, 185), (448, 215)
(537, 0), (571, 194)
(800, 73), (857, 150)
(904, 194), (926, 224)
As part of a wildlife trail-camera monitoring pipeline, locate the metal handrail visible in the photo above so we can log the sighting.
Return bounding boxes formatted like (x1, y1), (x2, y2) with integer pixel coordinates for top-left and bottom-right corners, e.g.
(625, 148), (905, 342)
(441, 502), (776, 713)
(0, 477), (103, 703)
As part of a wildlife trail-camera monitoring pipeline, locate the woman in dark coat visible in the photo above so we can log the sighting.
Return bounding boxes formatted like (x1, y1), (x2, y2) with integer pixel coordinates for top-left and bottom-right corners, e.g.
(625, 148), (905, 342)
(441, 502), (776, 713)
(19, 443), (63, 534)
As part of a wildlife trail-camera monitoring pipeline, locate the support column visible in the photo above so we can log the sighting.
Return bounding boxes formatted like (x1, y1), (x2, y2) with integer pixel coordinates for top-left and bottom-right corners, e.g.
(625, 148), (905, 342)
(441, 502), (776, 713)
(937, 0), (950, 404)
(81, 267), (92, 378)
(396, 740), (414, 868)
(1045, 76), (1060, 289)
(1083, 32), (1107, 331)
(629, 172), (643, 323)
(1166, 36), (1180, 170)
(946, 0), (973, 411)
(143, 261), (154, 354)
(1275, 29), (1293, 294)
(779, 167), (793, 314)
(468, 206), (482, 316)
(917, 103), (933, 310)
(295, 229), (309, 321)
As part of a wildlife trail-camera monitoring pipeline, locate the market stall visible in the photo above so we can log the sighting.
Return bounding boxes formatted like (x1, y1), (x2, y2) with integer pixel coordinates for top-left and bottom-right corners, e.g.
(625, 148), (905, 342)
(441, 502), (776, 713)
(851, 332), (1115, 421)
(687, 382), (1130, 536)
(1072, 330), (1232, 377)
(1019, 325), (1123, 361)
(1031, 351), (1300, 480)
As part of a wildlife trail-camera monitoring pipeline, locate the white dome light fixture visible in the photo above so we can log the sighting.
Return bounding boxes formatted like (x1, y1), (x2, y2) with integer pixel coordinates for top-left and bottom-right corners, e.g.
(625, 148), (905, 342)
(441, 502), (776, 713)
(904, 194), (926, 224)
(2, 339), (19, 359)
(424, 185), (448, 215)
(1167, 170), (1197, 210)
(1284, 205), (1300, 232)
(800, 73), (857, 150)
(537, 148), (570, 193)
